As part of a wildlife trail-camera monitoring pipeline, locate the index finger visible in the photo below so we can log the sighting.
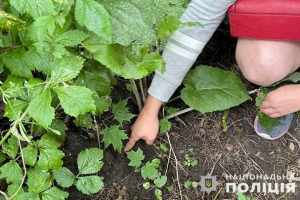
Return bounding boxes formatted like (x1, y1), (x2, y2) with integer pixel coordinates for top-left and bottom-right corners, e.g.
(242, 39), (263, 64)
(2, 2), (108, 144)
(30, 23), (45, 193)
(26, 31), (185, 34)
(124, 137), (138, 152)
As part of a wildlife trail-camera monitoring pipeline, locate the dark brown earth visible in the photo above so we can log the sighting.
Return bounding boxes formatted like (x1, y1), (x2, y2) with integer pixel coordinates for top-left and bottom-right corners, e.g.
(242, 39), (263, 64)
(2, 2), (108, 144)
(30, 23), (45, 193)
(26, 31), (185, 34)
(62, 24), (300, 200)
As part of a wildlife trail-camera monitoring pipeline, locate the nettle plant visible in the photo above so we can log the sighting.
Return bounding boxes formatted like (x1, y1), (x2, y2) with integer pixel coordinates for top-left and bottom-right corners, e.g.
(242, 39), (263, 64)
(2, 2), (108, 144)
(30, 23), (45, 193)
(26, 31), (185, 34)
(1, 0), (294, 199)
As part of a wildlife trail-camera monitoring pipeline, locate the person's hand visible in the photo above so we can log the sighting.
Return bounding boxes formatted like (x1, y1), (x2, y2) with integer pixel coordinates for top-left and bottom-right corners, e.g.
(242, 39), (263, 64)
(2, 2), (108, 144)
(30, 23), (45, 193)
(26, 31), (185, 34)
(124, 95), (162, 152)
(260, 84), (300, 118)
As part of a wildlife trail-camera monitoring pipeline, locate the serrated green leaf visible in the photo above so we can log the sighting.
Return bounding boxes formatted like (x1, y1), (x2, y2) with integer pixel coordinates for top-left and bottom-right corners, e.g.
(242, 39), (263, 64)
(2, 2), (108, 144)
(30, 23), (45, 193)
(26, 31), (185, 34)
(38, 148), (64, 171)
(7, 183), (24, 198)
(77, 148), (104, 175)
(39, 134), (61, 149)
(165, 107), (179, 115)
(2, 48), (34, 78)
(49, 119), (67, 141)
(42, 187), (69, 200)
(4, 99), (27, 121)
(100, 0), (155, 45)
(10, 0), (54, 19)
(75, 0), (112, 42)
(127, 148), (145, 167)
(50, 56), (85, 84)
(53, 167), (76, 188)
(26, 78), (46, 101)
(0, 11), (26, 30)
(258, 112), (279, 130)
(54, 86), (95, 117)
(16, 192), (40, 200)
(83, 42), (165, 79)
(25, 51), (52, 75)
(74, 113), (92, 128)
(112, 99), (134, 125)
(0, 76), (26, 99)
(23, 145), (38, 166)
(102, 125), (128, 153)
(2, 136), (18, 159)
(28, 89), (54, 128)
(56, 30), (89, 46)
(33, 16), (55, 42)
(75, 176), (104, 195)
(160, 119), (172, 133)
(155, 0), (189, 21)
(181, 66), (251, 113)
(75, 70), (111, 96)
(0, 161), (23, 184)
(0, 153), (6, 163)
(92, 94), (111, 115)
(141, 161), (159, 180)
(27, 168), (52, 193)
(154, 176), (167, 188)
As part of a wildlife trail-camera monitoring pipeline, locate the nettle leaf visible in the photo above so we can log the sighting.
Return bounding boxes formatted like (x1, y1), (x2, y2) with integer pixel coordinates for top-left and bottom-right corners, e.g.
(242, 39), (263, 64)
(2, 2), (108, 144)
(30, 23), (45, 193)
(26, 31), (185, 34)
(10, 0), (54, 19)
(27, 168), (52, 193)
(2, 136), (18, 159)
(75, 176), (104, 195)
(181, 66), (250, 113)
(75, 0), (112, 42)
(141, 161), (159, 180)
(49, 119), (67, 141)
(0, 161), (23, 184)
(102, 125), (128, 153)
(37, 134), (64, 171)
(93, 94), (111, 115)
(26, 78), (45, 101)
(16, 192), (40, 200)
(53, 167), (76, 188)
(83, 42), (165, 79)
(154, 175), (167, 188)
(28, 89), (55, 128)
(155, 0), (188, 21)
(23, 145), (38, 166)
(42, 187), (69, 200)
(112, 99), (134, 125)
(50, 56), (85, 84)
(4, 99), (27, 121)
(7, 183), (25, 197)
(0, 153), (6, 163)
(77, 148), (104, 175)
(100, 0), (155, 45)
(38, 134), (61, 149)
(74, 113), (92, 128)
(127, 148), (145, 168)
(56, 30), (89, 46)
(0, 10), (26, 30)
(159, 119), (172, 134)
(33, 16), (55, 42)
(54, 86), (95, 117)
(38, 149), (64, 171)
(2, 48), (34, 78)
(75, 69), (111, 96)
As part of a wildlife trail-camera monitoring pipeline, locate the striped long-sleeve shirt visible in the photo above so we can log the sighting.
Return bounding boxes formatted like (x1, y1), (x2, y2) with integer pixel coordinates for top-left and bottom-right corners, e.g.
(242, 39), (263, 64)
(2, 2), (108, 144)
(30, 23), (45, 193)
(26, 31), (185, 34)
(148, 0), (237, 102)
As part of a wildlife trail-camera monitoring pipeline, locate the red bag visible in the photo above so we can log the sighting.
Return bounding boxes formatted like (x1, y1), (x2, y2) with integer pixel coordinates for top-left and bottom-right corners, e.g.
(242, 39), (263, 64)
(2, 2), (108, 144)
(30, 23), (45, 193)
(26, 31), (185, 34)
(228, 0), (300, 41)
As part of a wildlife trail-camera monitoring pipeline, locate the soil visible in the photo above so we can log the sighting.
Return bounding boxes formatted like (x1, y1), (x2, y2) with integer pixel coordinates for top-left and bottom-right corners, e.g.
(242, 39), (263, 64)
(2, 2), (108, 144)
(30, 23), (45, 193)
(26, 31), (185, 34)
(62, 24), (300, 200)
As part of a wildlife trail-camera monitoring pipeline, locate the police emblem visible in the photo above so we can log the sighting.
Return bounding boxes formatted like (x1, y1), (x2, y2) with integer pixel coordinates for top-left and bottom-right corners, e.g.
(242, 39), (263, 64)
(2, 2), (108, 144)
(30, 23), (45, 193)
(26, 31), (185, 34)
(199, 173), (218, 194)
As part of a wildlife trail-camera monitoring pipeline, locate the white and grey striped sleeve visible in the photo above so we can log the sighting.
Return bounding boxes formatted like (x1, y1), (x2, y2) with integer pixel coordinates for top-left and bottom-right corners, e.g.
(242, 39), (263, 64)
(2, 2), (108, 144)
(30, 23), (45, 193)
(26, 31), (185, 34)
(148, 0), (237, 102)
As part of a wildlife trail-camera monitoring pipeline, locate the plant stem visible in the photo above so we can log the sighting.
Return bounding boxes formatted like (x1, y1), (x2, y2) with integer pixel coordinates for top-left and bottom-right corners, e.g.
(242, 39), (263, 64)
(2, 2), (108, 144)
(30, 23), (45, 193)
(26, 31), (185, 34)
(10, 139), (27, 199)
(165, 108), (194, 120)
(129, 79), (142, 111)
(139, 79), (146, 103)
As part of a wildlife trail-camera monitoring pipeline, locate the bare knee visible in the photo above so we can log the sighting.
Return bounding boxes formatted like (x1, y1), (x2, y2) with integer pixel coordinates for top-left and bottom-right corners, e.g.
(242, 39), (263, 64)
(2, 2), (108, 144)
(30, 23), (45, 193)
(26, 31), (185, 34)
(236, 38), (298, 86)
(237, 57), (287, 86)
